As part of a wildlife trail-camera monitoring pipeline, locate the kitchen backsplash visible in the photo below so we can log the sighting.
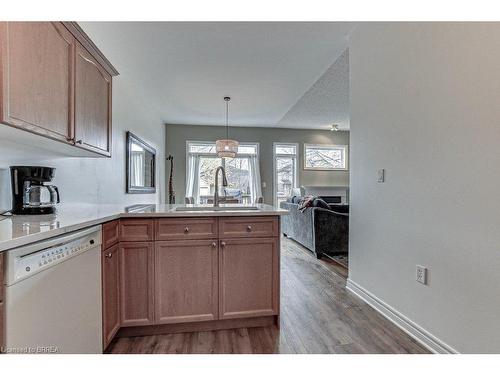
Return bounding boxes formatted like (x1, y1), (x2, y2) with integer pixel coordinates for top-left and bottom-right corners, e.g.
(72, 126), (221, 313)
(0, 168), (10, 211)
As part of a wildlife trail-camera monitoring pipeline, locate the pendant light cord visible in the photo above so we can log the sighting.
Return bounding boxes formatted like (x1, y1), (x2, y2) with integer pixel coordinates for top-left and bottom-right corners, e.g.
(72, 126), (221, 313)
(225, 98), (229, 139)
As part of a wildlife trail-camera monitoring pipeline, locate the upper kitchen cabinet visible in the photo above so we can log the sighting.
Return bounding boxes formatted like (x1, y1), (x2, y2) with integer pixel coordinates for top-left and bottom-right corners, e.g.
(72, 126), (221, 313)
(0, 22), (74, 143)
(0, 21), (118, 157)
(74, 41), (112, 156)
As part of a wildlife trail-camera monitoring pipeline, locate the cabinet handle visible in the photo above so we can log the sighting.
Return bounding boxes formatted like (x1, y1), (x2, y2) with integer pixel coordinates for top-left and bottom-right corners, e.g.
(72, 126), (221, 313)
(184, 226), (190, 233)
(247, 225), (252, 232)
(211, 242), (217, 248)
(221, 241), (226, 247)
(106, 253), (113, 258)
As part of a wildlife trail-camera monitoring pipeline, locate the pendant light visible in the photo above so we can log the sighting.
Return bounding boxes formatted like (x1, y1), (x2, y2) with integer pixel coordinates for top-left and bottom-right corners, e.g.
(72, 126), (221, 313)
(216, 96), (239, 158)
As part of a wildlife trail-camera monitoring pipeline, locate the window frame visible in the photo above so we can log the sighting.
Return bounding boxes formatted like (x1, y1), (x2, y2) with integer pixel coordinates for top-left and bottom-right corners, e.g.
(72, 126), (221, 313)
(303, 143), (349, 171)
(185, 140), (260, 202)
(186, 140), (259, 158)
(273, 142), (299, 207)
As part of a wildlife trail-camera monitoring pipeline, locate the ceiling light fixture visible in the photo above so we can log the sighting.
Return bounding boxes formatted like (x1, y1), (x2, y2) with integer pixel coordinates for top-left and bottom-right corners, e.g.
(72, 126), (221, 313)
(330, 124), (339, 132)
(216, 97), (239, 158)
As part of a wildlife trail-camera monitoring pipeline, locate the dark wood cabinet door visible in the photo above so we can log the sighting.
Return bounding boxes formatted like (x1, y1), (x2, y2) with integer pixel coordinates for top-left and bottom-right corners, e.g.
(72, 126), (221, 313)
(74, 41), (112, 156)
(155, 218), (218, 241)
(0, 301), (4, 351)
(219, 237), (279, 320)
(0, 252), (3, 302)
(119, 219), (154, 242)
(119, 242), (154, 326)
(102, 220), (119, 250)
(102, 244), (120, 349)
(0, 22), (74, 142)
(0, 252), (3, 350)
(219, 216), (279, 238)
(155, 240), (218, 324)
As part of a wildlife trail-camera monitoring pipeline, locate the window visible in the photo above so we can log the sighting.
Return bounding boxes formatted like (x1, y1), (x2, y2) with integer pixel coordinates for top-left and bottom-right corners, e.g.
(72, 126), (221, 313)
(304, 144), (348, 170)
(273, 143), (298, 206)
(186, 141), (261, 204)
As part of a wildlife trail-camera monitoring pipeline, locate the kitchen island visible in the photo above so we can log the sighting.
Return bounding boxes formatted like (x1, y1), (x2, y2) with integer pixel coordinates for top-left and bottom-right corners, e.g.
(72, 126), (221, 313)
(0, 203), (286, 352)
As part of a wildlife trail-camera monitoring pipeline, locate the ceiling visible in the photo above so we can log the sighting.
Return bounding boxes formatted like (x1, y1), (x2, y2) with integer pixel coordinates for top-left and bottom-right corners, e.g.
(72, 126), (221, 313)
(80, 22), (354, 130)
(278, 48), (349, 130)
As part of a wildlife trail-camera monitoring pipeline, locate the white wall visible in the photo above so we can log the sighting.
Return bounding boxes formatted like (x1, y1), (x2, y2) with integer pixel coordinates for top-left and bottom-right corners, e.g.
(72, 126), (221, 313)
(0, 76), (165, 210)
(349, 23), (500, 353)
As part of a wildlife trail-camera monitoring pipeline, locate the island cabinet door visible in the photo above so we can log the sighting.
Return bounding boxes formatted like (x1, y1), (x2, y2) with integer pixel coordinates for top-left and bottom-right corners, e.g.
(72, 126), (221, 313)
(0, 22), (74, 142)
(102, 220), (119, 250)
(0, 301), (3, 352)
(102, 244), (120, 349)
(155, 240), (218, 324)
(219, 237), (279, 320)
(119, 242), (155, 326)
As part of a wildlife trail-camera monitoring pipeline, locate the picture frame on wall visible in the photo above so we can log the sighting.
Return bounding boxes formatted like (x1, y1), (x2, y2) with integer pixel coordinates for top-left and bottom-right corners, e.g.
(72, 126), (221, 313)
(126, 131), (156, 193)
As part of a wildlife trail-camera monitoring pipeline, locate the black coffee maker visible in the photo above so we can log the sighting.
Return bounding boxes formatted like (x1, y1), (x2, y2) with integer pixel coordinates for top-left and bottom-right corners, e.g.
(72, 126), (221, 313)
(10, 166), (60, 215)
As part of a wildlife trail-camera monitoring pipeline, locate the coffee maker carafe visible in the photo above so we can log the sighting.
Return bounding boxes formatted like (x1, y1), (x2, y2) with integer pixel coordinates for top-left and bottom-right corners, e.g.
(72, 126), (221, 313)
(10, 166), (60, 215)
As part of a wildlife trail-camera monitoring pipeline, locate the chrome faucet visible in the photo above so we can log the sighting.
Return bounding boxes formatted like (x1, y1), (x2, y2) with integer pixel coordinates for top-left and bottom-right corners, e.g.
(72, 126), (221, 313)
(213, 166), (228, 207)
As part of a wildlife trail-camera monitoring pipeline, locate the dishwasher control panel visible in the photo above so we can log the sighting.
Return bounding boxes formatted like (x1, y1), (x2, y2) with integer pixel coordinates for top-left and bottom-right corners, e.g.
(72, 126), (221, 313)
(5, 226), (102, 285)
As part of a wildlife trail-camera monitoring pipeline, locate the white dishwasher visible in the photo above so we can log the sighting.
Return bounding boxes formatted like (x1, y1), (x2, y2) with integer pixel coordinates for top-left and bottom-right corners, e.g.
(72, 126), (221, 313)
(4, 225), (103, 354)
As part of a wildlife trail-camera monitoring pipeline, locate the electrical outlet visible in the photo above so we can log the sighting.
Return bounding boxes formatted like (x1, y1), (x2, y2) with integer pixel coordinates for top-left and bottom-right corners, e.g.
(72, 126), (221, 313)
(377, 169), (385, 183)
(416, 265), (427, 285)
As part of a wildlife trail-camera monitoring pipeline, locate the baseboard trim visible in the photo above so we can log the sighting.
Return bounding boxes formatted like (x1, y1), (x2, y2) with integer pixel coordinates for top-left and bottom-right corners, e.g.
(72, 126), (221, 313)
(346, 278), (459, 354)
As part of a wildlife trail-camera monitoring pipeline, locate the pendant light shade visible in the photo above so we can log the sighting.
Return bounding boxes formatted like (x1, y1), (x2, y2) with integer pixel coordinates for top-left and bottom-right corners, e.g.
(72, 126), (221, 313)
(215, 139), (239, 158)
(216, 97), (239, 158)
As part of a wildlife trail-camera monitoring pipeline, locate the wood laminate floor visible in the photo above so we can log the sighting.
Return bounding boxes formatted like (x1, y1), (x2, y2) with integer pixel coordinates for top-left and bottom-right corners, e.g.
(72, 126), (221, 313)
(107, 237), (429, 354)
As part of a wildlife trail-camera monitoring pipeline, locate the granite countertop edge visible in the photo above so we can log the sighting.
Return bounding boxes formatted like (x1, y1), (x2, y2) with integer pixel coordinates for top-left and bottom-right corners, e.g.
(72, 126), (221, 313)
(0, 203), (287, 252)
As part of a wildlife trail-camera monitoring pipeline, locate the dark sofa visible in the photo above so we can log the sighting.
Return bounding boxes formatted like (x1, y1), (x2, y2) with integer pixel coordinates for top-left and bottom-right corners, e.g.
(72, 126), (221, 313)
(280, 196), (349, 259)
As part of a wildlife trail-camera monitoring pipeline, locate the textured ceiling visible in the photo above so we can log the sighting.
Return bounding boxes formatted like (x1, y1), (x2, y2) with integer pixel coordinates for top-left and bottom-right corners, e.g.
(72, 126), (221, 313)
(80, 22), (354, 129)
(277, 49), (349, 130)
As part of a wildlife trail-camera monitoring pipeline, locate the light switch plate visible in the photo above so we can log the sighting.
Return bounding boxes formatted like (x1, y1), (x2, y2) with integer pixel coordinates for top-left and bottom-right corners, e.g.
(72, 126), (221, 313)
(377, 169), (385, 183)
(262, 181), (266, 188)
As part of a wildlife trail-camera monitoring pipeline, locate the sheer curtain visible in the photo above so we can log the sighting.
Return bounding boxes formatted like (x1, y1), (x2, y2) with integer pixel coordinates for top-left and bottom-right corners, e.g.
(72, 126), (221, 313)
(248, 155), (262, 203)
(185, 155), (200, 203)
(131, 152), (144, 186)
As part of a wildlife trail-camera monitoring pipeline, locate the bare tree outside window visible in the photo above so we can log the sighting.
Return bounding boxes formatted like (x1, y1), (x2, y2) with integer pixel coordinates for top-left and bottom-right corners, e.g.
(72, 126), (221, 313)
(274, 143), (298, 206)
(188, 142), (258, 203)
(276, 158), (293, 195)
(225, 158), (250, 194)
(304, 144), (348, 170)
(199, 157), (222, 196)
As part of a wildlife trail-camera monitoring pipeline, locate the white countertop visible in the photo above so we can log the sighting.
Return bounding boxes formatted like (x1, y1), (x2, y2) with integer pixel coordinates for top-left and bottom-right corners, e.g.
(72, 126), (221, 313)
(0, 203), (287, 252)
